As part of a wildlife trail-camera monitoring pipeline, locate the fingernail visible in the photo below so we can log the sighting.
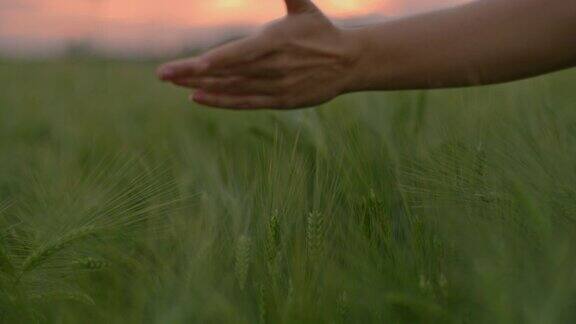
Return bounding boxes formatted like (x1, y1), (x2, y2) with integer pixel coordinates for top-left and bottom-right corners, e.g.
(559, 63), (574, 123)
(193, 91), (206, 102)
(158, 67), (175, 80)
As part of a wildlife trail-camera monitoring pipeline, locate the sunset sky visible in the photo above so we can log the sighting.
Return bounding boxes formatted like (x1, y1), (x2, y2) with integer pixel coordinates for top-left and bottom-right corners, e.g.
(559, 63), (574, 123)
(0, 0), (465, 57)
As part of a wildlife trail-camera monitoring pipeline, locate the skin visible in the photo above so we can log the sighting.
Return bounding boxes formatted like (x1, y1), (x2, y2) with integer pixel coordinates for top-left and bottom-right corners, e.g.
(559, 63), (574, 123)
(157, 0), (576, 110)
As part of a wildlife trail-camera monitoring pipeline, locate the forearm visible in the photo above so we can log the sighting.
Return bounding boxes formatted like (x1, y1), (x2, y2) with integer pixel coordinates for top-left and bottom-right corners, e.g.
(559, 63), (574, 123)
(346, 0), (576, 91)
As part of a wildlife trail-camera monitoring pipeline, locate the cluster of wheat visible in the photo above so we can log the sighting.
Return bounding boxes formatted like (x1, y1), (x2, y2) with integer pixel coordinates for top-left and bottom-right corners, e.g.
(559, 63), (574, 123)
(0, 156), (181, 322)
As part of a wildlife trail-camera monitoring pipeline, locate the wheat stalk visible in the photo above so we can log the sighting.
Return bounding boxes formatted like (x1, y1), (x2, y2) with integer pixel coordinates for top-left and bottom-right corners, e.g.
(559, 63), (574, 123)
(306, 211), (325, 263)
(235, 234), (251, 291)
(265, 210), (281, 263)
(72, 257), (108, 271)
(257, 283), (267, 323)
(30, 291), (95, 306)
(336, 291), (349, 323)
(0, 242), (15, 278)
(20, 225), (99, 275)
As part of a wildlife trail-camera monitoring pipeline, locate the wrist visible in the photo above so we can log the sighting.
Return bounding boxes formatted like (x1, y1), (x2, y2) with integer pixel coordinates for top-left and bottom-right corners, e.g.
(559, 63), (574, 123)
(339, 27), (382, 94)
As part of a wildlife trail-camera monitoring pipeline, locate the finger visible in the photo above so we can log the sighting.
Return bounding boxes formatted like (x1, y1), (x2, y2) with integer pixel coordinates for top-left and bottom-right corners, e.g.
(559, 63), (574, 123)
(172, 61), (284, 82)
(191, 91), (281, 110)
(178, 57), (286, 81)
(211, 55), (287, 78)
(284, 0), (318, 15)
(157, 58), (209, 81)
(175, 76), (239, 91)
(172, 77), (195, 88)
(180, 76), (282, 95)
(159, 37), (269, 81)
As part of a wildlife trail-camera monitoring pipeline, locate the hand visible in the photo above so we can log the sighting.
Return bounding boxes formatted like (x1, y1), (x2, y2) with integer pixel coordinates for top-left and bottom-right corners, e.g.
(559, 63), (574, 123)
(157, 0), (361, 110)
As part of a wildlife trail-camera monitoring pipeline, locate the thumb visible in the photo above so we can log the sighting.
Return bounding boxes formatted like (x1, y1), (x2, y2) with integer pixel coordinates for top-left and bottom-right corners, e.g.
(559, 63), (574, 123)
(284, 0), (318, 15)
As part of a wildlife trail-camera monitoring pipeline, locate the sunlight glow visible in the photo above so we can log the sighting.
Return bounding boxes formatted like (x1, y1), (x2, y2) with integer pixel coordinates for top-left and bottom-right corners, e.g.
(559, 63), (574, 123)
(0, 0), (466, 56)
(323, 0), (383, 14)
(215, 0), (249, 9)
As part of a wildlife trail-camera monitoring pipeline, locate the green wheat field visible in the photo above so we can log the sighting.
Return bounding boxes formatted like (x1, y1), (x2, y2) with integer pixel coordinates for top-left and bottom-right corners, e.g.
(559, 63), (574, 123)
(1, 60), (576, 323)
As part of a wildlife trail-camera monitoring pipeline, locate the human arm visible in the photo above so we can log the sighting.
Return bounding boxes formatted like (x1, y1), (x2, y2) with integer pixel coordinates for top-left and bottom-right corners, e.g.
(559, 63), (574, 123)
(157, 0), (576, 110)
(348, 0), (576, 91)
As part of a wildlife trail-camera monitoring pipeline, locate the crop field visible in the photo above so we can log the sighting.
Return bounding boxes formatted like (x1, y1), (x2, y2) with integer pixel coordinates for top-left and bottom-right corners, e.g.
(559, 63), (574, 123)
(1, 60), (576, 323)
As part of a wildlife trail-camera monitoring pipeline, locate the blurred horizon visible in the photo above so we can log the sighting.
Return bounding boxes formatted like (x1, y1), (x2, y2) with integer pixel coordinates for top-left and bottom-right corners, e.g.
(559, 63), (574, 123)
(0, 0), (465, 58)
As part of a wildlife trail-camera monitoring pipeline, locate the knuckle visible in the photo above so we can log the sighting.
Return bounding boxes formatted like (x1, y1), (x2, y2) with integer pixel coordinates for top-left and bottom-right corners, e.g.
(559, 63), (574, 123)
(261, 19), (285, 37)
(260, 31), (284, 49)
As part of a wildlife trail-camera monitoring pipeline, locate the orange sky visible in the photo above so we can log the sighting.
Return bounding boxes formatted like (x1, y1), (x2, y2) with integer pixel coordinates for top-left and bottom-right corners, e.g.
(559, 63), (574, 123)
(0, 0), (465, 56)
(1, 0), (399, 26)
(31, 0), (385, 25)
